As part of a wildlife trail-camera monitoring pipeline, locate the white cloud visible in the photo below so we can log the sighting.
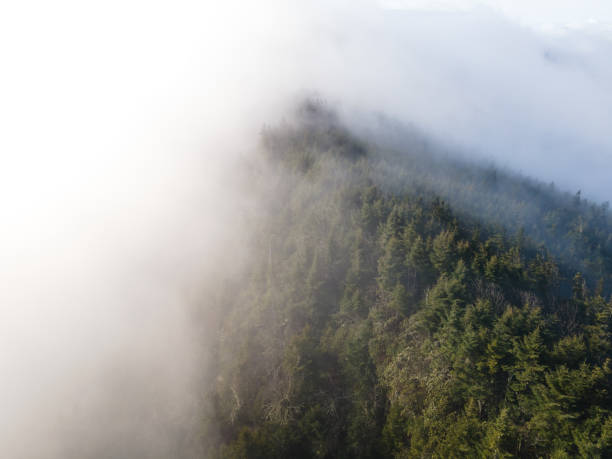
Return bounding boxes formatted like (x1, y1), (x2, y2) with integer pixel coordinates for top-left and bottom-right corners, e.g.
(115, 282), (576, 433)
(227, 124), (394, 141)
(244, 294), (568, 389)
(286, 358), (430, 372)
(381, 0), (612, 31)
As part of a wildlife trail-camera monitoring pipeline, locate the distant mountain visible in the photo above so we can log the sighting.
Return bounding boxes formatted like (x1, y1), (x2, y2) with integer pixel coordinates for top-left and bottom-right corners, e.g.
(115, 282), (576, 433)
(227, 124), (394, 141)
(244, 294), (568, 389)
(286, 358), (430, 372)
(205, 101), (612, 457)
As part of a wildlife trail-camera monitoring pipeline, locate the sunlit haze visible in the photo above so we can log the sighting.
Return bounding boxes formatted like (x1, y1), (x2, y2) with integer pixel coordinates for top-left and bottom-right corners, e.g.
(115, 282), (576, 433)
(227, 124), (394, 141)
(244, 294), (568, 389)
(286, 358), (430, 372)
(1, 1), (612, 457)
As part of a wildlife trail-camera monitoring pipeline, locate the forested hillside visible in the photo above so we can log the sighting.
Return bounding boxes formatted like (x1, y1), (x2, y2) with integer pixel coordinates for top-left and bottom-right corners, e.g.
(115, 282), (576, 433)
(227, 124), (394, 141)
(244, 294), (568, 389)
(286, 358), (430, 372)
(205, 102), (612, 458)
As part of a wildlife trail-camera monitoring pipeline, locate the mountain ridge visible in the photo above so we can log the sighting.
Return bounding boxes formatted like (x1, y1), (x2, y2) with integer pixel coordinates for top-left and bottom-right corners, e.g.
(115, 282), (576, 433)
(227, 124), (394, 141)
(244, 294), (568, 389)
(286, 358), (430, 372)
(206, 101), (612, 457)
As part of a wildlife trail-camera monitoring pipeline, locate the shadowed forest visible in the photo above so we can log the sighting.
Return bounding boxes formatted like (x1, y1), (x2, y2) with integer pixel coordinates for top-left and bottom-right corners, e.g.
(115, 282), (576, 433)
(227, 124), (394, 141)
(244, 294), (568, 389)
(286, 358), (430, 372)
(204, 102), (612, 458)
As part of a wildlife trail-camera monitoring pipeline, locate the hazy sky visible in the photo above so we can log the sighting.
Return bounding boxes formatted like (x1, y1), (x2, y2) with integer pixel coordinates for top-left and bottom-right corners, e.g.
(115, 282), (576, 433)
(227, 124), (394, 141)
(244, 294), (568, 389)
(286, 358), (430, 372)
(385, 0), (612, 29)
(312, 0), (612, 201)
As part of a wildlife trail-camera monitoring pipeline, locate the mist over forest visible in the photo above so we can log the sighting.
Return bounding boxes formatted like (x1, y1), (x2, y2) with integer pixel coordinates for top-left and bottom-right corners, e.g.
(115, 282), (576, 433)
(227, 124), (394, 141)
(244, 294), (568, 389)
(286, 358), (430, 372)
(2, 1), (612, 458)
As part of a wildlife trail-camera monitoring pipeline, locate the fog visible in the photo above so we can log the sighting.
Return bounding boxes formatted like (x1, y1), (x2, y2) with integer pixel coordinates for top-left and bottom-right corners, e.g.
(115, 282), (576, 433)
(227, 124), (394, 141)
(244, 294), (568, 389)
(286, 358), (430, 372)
(296, 3), (612, 201)
(2, 0), (612, 457)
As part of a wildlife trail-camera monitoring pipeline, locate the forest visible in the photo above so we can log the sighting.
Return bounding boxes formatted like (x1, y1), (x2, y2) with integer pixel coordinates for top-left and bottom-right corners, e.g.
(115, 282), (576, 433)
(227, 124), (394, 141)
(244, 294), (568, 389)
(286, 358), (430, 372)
(204, 101), (612, 458)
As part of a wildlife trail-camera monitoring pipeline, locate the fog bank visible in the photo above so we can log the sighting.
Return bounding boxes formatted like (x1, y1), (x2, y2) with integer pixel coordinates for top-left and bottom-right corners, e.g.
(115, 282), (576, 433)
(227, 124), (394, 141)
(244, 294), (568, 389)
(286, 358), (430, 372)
(2, 0), (612, 457)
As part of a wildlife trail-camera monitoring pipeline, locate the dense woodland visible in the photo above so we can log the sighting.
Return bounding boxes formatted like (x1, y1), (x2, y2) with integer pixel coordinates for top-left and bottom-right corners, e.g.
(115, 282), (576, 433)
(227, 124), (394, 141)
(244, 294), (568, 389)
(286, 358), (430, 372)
(204, 102), (612, 458)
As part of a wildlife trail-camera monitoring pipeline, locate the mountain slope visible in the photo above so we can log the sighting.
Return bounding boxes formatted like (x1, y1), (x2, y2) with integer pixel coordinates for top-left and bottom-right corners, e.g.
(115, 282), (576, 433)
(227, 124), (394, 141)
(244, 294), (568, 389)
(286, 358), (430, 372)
(206, 102), (612, 458)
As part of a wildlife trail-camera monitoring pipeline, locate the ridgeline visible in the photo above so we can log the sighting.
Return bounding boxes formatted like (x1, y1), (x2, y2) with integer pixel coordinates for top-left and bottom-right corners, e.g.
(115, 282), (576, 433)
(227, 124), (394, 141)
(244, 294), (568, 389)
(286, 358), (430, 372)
(206, 102), (612, 458)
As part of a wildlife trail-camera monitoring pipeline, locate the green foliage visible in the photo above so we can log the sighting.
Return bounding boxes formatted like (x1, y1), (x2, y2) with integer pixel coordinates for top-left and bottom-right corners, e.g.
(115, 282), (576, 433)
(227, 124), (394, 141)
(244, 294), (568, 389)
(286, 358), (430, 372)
(208, 104), (612, 457)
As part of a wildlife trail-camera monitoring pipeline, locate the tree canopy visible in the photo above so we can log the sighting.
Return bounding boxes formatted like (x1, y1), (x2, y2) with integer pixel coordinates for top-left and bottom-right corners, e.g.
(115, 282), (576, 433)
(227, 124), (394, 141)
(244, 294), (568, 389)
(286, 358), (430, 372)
(204, 103), (612, 458)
